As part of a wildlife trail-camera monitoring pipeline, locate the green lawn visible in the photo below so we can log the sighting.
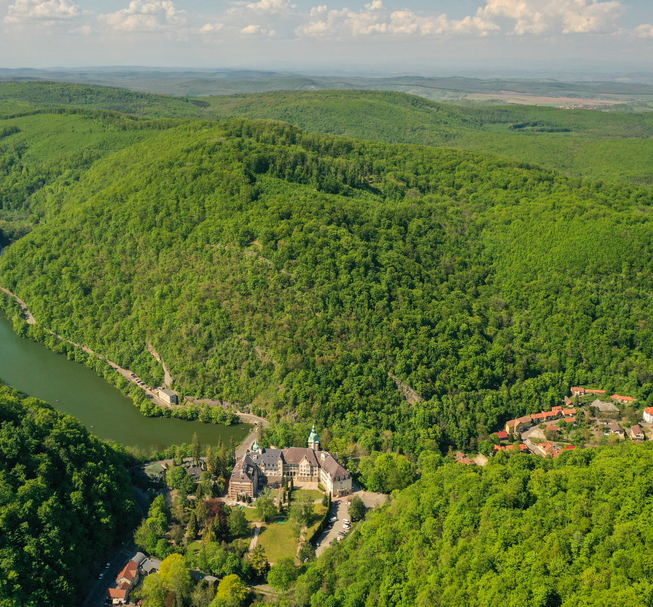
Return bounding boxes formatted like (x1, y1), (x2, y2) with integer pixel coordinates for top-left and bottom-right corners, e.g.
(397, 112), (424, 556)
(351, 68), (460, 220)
(306, 504), (328, 539)
(256, 518), (298, 563)
(291, 489), (324, 503)
(237, 506), (261, 523)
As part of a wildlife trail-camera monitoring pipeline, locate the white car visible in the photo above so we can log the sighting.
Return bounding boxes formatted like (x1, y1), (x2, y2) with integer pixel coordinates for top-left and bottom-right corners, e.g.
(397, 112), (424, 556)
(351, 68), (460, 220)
(329, 517), (338, 523)
(342, 519), (350, 524)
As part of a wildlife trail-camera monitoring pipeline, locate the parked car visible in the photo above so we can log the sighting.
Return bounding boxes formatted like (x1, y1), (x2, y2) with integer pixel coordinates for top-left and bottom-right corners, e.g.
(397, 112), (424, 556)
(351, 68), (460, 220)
(342, 519), (350, 524)
(105, 562), (110, 568)
(329, 517), (338, 523)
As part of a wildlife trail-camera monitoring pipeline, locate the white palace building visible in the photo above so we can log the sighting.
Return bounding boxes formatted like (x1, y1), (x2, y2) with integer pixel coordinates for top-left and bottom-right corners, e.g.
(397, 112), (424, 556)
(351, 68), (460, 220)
(228, 425), (353, 500)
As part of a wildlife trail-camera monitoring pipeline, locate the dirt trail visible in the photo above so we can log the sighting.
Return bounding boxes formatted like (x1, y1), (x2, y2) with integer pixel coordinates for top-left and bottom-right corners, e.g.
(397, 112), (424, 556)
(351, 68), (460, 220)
(147, 342), (173, 387)
(0, 286), (36, 324)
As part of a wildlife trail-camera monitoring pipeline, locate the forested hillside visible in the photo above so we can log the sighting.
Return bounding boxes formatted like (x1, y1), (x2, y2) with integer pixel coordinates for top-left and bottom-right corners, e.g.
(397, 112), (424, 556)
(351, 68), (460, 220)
(2, 118), (653, 453)
(293, 444), (653, 607)
(208, 90), (653, 187)
(0, 105), (185, 245)
(0, 382), (138, 606)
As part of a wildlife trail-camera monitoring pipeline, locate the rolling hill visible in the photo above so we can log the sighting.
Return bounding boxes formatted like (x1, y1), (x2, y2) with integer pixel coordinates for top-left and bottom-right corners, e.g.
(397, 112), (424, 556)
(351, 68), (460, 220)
(2, 117), (653, 454)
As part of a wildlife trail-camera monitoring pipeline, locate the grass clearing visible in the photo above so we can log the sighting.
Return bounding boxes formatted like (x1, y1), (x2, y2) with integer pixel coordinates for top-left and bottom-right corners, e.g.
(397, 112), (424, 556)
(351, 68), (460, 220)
(256, 518), (298, 563)
(291, 489), (324, 503)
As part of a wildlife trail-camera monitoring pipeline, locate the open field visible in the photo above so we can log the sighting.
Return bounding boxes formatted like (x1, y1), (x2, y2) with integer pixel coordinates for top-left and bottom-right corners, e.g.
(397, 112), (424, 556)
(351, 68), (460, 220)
(257, 519), (298, 564)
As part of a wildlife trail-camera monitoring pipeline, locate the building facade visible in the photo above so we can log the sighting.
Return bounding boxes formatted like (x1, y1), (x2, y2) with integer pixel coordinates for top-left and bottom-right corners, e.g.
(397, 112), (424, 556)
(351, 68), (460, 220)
(228, 425), (353, 499)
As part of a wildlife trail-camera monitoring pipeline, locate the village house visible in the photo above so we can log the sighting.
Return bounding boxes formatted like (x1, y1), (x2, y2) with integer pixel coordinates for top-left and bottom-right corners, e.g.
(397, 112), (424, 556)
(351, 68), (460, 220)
(562, 408), (577, 417)
(107, 558), (141, 605)
(228, 425), (352, 499)
(586, 389), (606, 396)
(455, 451), (476, 465)
(563, 396), (573, 406)
(611, 394), (636, 405)
(644, 407), (653, 424)
(505, 415), (532, 434)
(591, 398), (620, 415)
(606, 421), (625, 438)
(630, 425), (645, 441)
(495, 430), (509, 441)
(571, 387), (585, 396)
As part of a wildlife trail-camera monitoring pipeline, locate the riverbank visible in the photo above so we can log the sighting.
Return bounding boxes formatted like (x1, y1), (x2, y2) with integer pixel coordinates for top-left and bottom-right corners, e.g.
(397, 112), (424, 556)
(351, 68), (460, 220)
(0, 285), (268, 443)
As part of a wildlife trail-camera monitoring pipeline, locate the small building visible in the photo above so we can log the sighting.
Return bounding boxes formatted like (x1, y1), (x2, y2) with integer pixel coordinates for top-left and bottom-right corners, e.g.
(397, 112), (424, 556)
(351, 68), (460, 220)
(591, 399), (619, 414)
(571, 387), (585, 396)
(158, 388), (179, 405)
(563, 396), (573, 406)
(644, 407), (653, 424)
(495, 430), (509, 441)
(455, 451), (476, 465)
(108, 584), (130, 605)
(611, 394), (636, 405)
(630, 425), (645, 441)
(562, 408), (577, 417)
(505, 415), (532, 434)
(586, 389), (606, 396)
(607, 421), (625, 437)
(545, 424), (559, 434)
(116, 560), (139, 587)
(141, 558), (162, 575)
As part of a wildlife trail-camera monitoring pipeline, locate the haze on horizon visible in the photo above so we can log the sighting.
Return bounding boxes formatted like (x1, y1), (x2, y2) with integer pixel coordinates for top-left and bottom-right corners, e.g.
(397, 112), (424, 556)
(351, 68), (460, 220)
(1, 0), (652, 76)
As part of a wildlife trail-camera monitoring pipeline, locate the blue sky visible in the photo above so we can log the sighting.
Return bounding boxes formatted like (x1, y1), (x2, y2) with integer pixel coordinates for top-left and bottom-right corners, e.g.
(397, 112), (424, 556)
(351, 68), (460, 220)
(1, 0), (652, 72)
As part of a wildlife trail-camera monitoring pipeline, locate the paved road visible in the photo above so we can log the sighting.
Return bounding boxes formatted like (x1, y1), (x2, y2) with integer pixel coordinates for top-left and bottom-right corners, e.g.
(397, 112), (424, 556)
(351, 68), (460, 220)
(82, 542), (135, 607)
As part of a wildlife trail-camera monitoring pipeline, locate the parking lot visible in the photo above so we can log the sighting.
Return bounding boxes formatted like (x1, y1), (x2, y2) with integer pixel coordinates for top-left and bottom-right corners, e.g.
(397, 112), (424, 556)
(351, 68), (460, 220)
(314, 500), (352, 557)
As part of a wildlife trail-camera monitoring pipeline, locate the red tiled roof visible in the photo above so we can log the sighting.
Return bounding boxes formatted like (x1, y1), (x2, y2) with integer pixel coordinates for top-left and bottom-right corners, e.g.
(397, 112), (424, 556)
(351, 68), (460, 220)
(546, 424), (559, 432)
(566, 417), (576, 423)
(108, 588), (128, 599)
(496, 431), (509, 440)
(586, 389), (606, 394)
(644, 407), (653, 415)
(562, 446), (576, 451)
(552, 406), (563, 413)
(611, 394), (635, 402)
(562, 408), (576, 415)
(117, 560), (138, 583)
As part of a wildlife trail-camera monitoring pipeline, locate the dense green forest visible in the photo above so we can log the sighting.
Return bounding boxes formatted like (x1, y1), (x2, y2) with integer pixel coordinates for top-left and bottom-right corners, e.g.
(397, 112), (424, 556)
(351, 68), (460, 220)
(2, 117), (653, 454)
(0, 382), (139, 606)
(206, 90), (653, 188)
(289, 443), (653, 607)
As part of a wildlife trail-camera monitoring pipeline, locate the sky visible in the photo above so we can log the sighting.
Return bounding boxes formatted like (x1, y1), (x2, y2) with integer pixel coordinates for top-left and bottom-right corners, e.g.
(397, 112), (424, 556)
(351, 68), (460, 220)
(1, 0), (653, 72)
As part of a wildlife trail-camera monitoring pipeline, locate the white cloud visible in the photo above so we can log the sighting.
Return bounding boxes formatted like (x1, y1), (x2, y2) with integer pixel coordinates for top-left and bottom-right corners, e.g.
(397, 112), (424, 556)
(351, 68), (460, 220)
(69, 23), (91, 34)
(296, 1), (498, 38)
(634, 23), (653, 38)
(100, 0), (185, 32)
(246, 0), (296, 15)
(242, 23), (263, 34)
(4, 0), (81, 24)
(479, 0), (624, 35)
(201, 21), (223, 33)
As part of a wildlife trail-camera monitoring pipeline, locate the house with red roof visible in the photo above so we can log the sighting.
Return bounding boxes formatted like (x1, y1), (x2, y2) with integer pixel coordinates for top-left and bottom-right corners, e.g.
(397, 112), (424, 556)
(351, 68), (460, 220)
(644, 407), (653, 424)
(571, 387), (585, 396)
(611, 394), (636, 404)
(495, 430), (509, 441)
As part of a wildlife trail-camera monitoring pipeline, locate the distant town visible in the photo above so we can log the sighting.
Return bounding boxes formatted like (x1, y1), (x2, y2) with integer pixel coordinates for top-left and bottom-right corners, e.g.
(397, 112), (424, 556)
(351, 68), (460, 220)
(455, 387), (649, 466)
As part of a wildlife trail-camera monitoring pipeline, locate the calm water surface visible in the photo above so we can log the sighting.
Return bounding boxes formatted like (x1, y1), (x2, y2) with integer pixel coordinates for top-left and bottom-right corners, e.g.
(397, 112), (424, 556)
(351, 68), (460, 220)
(0, 311), (249, 451)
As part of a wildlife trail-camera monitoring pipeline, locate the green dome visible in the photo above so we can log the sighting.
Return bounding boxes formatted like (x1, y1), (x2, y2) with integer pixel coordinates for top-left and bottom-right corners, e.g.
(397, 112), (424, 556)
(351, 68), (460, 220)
(251, 439), (260, 452)
(308, 424), (320, 445)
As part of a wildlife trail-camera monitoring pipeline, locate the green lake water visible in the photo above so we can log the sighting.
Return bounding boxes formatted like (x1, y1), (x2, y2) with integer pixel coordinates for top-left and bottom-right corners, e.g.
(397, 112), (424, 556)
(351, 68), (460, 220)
(0, 311), (249, 451)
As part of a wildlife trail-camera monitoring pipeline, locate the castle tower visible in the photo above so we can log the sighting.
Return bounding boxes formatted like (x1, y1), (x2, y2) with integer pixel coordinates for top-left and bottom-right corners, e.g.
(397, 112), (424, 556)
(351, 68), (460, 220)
(308, 424), (320, 451)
